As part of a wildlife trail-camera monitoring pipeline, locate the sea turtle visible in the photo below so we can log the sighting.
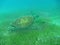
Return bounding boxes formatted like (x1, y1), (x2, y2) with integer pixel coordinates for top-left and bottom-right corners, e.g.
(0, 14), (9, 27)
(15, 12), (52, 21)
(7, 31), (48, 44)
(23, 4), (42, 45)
(10, 16), (34, 31)
(9, 15), (49, 32)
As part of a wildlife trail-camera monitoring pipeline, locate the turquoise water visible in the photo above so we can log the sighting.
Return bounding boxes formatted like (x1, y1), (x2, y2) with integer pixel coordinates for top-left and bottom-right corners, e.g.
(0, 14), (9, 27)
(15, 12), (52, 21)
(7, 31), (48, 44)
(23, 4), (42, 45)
(0, 0), (60, 45)
(0, 0), (60, 23)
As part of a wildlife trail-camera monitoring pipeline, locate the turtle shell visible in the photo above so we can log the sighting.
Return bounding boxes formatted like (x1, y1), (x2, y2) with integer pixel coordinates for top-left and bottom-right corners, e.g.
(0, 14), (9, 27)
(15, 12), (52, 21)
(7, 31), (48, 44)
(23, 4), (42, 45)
(11, 16), (34, 29)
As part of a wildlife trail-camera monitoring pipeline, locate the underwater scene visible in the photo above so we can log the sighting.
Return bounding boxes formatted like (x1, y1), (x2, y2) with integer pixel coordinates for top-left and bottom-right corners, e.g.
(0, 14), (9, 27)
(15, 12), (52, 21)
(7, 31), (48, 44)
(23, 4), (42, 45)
(0, 0), (60, 45)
